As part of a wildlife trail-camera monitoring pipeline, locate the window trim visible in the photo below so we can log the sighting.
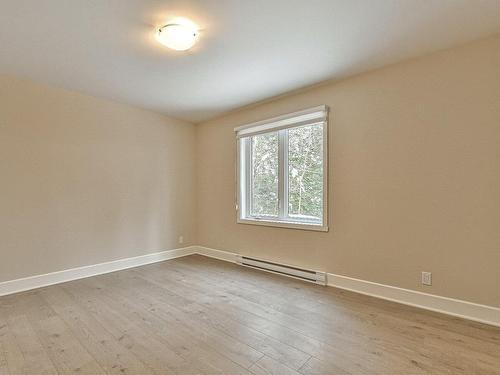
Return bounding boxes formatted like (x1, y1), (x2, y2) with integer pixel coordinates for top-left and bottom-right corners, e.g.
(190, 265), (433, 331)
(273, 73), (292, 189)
(235, 105), (329, 232)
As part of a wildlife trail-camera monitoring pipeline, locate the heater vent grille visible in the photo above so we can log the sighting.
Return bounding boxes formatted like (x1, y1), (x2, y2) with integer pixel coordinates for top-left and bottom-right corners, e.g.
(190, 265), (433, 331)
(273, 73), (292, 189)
(236, 255), (326, 285)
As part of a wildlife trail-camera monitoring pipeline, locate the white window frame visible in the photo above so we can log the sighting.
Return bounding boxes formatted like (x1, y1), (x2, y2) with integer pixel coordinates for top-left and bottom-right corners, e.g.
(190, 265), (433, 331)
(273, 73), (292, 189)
(235, 105), (329, 232)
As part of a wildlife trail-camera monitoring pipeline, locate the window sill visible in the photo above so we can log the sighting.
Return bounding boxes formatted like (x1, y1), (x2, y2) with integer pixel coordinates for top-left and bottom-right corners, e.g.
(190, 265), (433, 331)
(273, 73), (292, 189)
(237, 217), (328, 232)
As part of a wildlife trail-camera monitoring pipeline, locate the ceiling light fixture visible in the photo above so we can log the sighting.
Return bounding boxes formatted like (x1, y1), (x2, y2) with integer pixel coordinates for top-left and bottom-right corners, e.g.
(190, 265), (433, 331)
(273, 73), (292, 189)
(156, 19), (198, 51)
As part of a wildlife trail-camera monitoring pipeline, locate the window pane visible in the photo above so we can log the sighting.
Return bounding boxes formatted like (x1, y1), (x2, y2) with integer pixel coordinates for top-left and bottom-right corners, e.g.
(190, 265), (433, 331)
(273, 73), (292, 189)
(288, 123), (323, 222)
(250, 132), (279, 216)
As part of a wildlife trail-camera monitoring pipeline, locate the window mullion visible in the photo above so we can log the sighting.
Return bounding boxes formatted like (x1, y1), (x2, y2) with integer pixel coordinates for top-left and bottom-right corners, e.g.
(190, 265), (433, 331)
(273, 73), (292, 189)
(283, 130), (289, 220)
(245, 137), (252, 218)
(278, 130), (286, 219)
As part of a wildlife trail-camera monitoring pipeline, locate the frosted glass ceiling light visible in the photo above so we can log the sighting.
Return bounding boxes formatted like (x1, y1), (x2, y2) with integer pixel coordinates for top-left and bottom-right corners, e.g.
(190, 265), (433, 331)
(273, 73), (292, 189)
(156, 20), (198, 51)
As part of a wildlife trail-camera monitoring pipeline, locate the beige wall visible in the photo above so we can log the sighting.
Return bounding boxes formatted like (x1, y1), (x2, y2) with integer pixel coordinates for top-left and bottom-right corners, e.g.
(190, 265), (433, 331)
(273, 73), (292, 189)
(0, 75), (196, 282)
(2, 35), (499, 308)
(196, 35), (500, 307)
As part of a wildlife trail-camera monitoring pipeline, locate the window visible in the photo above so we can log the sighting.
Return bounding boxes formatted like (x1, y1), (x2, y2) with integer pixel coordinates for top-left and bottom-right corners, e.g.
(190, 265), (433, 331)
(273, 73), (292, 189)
(236, 106), (328, 231)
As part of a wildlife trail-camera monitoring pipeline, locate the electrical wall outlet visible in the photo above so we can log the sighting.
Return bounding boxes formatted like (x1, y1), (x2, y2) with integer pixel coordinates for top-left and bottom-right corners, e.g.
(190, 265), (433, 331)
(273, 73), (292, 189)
(421, 271), (432, 286)
(178, 236), (184, 244)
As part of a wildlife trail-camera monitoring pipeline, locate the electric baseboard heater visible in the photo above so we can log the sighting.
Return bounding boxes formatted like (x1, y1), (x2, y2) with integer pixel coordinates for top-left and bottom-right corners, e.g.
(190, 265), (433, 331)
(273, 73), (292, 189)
(236, 255), (327, 286)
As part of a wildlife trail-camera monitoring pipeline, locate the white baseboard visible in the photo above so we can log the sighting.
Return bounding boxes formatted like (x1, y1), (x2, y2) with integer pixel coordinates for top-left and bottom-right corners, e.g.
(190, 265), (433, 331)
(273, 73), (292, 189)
(2, 244), (499, 327)
(326, 273), (500, 327)
(193, 246), (500, 327)
(193, 245), (239, 263)
(0, 246), (196, 297)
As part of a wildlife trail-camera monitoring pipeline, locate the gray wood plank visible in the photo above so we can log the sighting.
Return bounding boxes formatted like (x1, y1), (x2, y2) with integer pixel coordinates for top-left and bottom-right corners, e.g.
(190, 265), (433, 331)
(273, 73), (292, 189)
(0, 255), (498, 374)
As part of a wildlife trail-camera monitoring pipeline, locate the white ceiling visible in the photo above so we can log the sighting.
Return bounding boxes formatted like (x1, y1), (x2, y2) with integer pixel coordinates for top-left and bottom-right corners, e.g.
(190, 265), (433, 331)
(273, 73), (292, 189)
(1, 0), (500, 123)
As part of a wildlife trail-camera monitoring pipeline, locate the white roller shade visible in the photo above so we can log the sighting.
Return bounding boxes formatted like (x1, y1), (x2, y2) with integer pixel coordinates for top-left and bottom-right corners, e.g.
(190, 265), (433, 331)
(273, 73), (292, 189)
(234, 105), (328, 138)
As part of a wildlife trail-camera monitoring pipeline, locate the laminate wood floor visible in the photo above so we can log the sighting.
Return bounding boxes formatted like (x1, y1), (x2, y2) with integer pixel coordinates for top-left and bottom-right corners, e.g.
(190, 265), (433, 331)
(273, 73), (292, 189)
(0, 254), (499, 374)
